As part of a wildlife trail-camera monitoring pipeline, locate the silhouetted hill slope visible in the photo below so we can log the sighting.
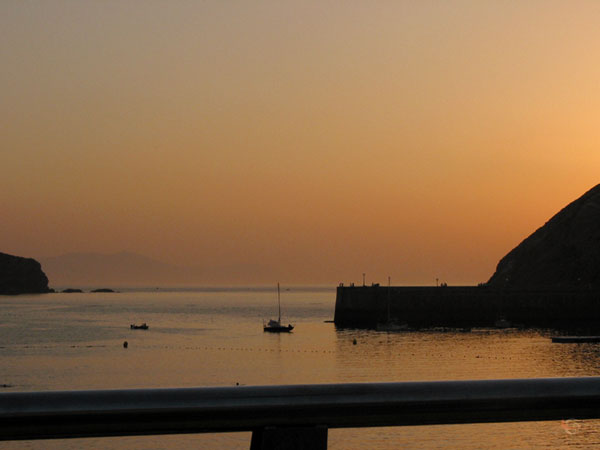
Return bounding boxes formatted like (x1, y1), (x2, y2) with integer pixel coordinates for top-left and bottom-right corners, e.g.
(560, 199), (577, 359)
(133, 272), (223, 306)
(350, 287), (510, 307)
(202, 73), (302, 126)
(0, 252), (51, 294)
(488, 184), (600, 289)
(39, 252), (199, 287)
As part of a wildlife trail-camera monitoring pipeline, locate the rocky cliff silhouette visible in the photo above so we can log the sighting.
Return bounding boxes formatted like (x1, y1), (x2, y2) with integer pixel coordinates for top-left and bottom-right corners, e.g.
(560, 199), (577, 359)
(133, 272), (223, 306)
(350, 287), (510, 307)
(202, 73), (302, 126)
(488, 184), (600, 289)
(0, 252), (51, 294)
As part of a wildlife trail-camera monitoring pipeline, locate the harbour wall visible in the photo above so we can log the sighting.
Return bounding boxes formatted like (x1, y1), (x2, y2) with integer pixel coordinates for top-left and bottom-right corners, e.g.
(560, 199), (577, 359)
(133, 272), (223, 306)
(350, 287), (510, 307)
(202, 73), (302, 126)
(334, 285), (600, 330)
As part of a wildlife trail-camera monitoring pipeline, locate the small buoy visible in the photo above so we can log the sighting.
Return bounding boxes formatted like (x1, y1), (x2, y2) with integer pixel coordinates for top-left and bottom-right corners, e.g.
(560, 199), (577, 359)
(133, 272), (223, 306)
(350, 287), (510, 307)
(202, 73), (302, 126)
(123, 341), (128, 348)
(352, 339), (357, 345)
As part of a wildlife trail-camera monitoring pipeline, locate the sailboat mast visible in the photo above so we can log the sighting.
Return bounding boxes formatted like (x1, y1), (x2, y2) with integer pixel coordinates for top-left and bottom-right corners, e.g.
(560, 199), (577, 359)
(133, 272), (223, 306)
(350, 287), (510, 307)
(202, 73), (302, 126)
(387, 276), (391, 322)
(277, 282), (281, 322)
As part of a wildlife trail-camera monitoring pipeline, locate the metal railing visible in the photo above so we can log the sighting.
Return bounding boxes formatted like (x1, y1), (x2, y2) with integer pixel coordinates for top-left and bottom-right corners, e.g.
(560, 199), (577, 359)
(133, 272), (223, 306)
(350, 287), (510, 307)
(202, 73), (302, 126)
(2, 377), (600, 448)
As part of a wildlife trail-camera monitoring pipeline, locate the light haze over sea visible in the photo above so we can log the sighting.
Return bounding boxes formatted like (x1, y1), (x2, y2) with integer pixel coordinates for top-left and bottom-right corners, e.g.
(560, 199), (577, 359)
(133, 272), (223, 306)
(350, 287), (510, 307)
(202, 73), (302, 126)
(2, 287), (600, 449)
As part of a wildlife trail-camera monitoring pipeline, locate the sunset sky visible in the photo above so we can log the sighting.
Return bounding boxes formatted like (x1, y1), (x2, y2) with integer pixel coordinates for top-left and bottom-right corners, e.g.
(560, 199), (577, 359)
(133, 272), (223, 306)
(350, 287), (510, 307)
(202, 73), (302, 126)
(2, 1), (600, 285)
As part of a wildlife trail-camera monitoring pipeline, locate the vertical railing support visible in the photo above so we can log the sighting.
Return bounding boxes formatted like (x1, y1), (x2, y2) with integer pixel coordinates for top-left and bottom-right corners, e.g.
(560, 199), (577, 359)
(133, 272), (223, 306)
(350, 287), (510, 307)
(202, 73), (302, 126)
(250, 425), (328, 450)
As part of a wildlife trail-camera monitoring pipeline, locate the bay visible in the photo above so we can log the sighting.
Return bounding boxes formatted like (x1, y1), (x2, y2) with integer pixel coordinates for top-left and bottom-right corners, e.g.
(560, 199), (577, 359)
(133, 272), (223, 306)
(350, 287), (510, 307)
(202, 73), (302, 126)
(1, 288), (600, 448)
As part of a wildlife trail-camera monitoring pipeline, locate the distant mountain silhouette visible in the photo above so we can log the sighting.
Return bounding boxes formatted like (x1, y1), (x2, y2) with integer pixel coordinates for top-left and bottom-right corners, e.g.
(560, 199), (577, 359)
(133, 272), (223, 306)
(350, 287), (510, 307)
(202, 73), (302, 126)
(39, 252), (199, 287)
(488, 184), (600, 289)
(38, 251), (274, 287)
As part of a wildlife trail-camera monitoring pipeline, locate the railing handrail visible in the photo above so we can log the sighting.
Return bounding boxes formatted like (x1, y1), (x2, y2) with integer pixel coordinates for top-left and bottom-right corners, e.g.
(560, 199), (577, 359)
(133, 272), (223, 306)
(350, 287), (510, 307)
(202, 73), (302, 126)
(3, 377), (600, 441)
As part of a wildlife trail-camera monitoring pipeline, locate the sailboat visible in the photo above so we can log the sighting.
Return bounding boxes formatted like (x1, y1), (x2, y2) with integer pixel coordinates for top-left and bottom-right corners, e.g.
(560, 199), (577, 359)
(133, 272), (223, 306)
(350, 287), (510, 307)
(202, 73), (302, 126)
(263, 283), (294, 332)
(376, 278), (408, 331)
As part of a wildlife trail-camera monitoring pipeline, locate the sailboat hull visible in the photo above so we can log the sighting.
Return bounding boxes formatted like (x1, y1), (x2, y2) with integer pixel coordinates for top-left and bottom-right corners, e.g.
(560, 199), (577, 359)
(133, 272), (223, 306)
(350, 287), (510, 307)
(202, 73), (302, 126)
(263, 324), (294, 332)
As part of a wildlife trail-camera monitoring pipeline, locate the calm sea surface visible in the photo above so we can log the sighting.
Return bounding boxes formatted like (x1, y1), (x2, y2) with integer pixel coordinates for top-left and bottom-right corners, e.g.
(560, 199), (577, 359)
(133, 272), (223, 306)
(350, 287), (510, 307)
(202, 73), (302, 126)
(2, 288), (600, 449)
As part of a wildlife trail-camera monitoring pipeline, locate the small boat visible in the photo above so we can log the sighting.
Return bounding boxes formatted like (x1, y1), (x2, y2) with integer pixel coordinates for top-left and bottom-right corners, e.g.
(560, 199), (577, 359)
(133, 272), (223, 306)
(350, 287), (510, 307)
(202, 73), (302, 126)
(130, 323), (149, 330)
(552, 336), (600, 343)
(263, 283), (294, 333)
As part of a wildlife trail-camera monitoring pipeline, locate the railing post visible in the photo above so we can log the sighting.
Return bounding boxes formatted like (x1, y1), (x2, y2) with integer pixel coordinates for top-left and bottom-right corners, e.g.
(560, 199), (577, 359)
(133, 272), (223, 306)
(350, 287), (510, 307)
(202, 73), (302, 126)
(250, 425), (328, 450)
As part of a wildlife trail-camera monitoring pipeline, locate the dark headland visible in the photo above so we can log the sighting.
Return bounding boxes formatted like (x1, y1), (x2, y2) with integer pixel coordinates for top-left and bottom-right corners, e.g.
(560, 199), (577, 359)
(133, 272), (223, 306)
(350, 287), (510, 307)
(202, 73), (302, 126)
(0, 252), (52, 295)
(488, 183), (600, 289)
(335, 184), (600, 330)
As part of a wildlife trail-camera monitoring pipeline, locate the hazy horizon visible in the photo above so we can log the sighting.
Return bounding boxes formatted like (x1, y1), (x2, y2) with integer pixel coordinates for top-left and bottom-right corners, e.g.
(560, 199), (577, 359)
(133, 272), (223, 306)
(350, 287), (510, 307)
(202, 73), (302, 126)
(35, 250), (461, 287)
(3, 1), (600, 286)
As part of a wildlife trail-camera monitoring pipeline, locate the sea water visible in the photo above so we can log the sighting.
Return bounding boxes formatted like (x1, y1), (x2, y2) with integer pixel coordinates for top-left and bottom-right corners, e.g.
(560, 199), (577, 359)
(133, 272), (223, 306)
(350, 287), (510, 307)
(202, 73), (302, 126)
(1, 288), (600, 449)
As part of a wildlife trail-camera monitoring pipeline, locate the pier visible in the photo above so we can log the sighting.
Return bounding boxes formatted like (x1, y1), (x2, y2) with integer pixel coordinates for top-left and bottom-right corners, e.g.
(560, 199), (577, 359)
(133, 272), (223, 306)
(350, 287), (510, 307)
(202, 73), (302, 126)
(334, 285), (600, 329)
(551, 336), (600, 343)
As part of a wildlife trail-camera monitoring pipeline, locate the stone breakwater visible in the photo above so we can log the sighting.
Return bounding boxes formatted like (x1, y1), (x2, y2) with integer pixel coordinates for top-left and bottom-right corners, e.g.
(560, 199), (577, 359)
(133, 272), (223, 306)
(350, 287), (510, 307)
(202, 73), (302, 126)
(334, 285), (600, 330)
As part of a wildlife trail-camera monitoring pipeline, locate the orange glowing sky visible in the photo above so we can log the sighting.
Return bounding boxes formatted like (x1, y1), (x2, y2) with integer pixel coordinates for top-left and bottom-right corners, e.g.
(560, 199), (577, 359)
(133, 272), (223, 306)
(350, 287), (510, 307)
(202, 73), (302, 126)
(2, 1), (600, 285)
